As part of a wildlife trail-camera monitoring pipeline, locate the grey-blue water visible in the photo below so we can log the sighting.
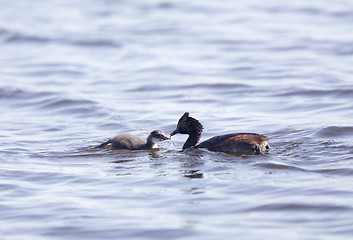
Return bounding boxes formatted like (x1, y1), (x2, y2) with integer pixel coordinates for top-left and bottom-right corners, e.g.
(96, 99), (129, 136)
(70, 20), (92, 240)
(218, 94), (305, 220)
(1, 0), (353, 239)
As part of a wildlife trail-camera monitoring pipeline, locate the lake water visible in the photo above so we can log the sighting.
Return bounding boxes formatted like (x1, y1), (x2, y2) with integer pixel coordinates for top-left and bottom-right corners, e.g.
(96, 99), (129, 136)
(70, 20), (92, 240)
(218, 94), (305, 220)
(1, 0), (353, 239)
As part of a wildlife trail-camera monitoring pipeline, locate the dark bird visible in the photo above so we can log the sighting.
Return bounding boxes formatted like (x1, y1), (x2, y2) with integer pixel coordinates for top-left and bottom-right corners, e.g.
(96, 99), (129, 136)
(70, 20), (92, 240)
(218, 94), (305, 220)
(170, 112), (269, 155)
(95, 130), (169, 150)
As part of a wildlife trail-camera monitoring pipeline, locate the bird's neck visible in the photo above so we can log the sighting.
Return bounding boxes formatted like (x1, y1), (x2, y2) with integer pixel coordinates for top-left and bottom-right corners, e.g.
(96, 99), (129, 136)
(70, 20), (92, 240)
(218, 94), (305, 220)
(146, 137), (159, 149)
(183, 131), (201, 149)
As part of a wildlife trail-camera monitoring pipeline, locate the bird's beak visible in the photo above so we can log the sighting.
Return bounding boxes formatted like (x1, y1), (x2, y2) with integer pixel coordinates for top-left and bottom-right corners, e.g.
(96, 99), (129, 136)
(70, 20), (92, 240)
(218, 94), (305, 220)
(170, 129), (179, 137)
(162, 135), (170, 140)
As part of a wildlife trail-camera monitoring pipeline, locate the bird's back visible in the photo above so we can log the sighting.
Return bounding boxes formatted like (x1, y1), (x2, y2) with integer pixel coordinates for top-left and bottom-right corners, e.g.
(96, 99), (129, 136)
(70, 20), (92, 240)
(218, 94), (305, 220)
(110, 134), (146, 150)
(196, 133), (269, 154)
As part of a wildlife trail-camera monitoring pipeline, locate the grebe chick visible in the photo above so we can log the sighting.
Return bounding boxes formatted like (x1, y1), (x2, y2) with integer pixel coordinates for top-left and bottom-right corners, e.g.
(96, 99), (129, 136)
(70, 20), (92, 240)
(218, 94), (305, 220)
(170, 112), (269, 155)
(95, 130), (169, 150)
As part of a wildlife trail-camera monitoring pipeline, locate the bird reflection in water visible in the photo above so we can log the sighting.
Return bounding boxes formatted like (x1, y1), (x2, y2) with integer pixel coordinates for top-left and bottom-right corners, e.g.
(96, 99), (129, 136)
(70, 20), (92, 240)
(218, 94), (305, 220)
(182, 170), (204, 179)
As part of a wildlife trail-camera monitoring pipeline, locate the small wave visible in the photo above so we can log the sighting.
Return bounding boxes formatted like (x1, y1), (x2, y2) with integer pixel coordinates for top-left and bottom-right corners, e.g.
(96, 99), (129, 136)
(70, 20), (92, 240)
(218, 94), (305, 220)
(254, 162), (306, 172)
(5, 34), (51, 44)
(16, 62), (88, 78)
(0, 87), (25, 98)
(275, 88), (353, 98)
(311, 168), (353, 177)
(258, 4), (353, 21)
(32, 96), (109, 118)
(127, 83), (250, 92)
(249, 203), (351, 212)
(0, 87), (53, 100)
(184, 83), (250, 89)
(0, 86), (108, 118)
(2, 30), (120, 48)
(36, 98), (95, 109)
(0, 87), (60, 110)
(316, 126), (353, 138)
(63, 38), (121, 48)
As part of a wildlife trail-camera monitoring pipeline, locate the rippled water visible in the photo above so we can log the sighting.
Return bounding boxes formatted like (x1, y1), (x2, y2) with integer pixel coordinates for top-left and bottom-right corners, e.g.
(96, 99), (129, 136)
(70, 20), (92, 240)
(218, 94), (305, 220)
(1, 0), (353, 239)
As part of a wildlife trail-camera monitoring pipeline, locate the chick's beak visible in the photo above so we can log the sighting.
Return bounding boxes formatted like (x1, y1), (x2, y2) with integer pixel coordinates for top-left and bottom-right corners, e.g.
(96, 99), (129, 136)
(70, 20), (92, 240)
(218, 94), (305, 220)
(162, 135), (170, 140)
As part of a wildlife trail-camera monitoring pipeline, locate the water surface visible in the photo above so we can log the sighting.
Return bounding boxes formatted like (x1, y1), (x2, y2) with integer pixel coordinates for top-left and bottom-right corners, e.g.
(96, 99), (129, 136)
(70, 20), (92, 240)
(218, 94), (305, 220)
(1, 0), (353, 239)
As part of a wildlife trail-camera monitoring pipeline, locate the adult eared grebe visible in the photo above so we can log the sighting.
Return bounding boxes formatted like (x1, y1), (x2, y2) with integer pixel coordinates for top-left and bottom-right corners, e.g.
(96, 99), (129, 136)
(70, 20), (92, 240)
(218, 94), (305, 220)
(95, 130), (169, 150)
(170, 112), (269, 155)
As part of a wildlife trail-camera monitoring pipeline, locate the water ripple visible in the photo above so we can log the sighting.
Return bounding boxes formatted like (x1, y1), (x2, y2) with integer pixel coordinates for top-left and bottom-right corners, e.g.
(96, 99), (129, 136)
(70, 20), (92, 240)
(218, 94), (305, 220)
(249, 203), (351, 212)
(276, 88), (353, 98)
(316, 126), (353, 138)
(2, 30), (121, 48)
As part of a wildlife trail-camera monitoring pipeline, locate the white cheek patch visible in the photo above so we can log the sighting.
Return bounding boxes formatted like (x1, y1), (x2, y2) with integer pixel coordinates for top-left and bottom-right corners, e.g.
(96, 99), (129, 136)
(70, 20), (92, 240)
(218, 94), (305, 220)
(151, 137), (163, 143)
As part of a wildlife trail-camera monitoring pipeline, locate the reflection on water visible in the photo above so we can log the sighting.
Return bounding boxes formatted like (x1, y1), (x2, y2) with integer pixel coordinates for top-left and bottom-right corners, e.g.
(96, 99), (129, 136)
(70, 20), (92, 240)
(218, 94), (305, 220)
(1, 0), (353, 239)
(181, 187), (205, 195)
(182, 170), (204, 179)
